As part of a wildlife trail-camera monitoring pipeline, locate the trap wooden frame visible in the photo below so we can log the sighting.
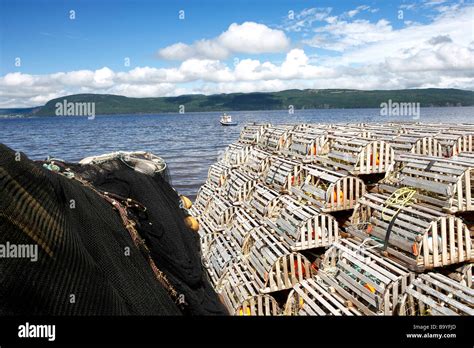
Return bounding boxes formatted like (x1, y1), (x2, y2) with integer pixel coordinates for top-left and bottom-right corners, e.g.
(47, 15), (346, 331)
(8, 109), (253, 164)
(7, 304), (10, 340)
(347, 192), (473, 271)
(434, 133), (473, 158)
(284, 277), (363, 316)
(444, 263), (473, 288)
(240, 147), (272, 178)
(319, 238), (414, 315)
(257, 125), (295, 153)
(371, 133), (443, 156)
(280, 129), (329, 163)
(243, 225), (314, 293)
(207, 162), (232, 190)
(203, 232), (242, 286)
(382, 153), (474, 213)
(264, 157), (304, 192)
(216, 262), (281, 316)
(291, 164), (366, 212)
(317, 137), (395, 175)
(190, 183), (214, 216)
(239, 123), (271, 145)
(244, 183), (287, 220)
(398, 272), (474, 316)
(222, 143), (252, 167)
(265, 199), (339, 251)
(205, 195), (237, 230)
(222, 169), (257, 204)
(227, 208), (260, 248)
(197, 216), (221, 257)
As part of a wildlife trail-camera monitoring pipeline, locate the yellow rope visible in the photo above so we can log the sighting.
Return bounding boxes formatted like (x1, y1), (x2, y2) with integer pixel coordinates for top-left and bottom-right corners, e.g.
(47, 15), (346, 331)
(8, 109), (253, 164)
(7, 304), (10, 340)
(381, 187), (417, 221)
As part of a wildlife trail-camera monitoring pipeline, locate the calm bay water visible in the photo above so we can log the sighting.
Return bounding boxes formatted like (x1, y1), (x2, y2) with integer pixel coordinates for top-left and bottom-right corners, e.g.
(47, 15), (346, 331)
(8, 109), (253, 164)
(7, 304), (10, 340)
(1, 107), (473, 199)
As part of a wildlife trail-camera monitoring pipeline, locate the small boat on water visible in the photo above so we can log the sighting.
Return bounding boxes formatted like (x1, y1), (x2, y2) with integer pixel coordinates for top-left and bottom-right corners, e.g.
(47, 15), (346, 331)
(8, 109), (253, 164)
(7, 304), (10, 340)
(220, 113), (237, 126)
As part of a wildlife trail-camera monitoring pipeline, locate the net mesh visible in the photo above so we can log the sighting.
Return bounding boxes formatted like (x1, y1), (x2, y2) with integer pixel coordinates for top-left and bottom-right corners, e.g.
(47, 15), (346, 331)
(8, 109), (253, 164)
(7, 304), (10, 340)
(0, 144), (227, 315)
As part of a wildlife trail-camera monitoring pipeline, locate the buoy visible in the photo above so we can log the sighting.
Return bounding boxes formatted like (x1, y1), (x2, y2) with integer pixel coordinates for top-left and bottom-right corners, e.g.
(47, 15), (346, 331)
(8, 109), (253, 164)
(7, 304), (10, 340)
(180, 195), (193, 209)
(332, 189), (344, 203)
(294, 260), (306, 278)
(184, 215), (199, 232)
(364, 283), (376, 293)
(299, 297), (304, 308)
(366, 224), (373, 234)
(370, 153), (380, 166)
(412, 243), (419, 256)
(239, 307), (251, 316)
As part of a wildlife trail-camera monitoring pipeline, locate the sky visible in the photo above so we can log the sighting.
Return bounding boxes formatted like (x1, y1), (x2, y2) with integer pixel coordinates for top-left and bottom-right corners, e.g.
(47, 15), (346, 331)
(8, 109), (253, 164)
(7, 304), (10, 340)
(0, 0), (473, 107)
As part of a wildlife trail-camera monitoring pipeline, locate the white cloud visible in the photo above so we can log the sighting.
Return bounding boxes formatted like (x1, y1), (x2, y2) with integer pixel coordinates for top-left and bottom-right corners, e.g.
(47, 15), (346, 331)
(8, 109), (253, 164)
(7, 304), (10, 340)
(1, 4), (473, 108)
(157, 22), (290, 60)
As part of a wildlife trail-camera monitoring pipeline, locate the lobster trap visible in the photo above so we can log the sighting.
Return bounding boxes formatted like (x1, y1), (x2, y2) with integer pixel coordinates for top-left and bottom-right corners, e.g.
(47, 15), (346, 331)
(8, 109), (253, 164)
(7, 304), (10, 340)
(317, 138), (395, 175)
(206, 162), (232, 190)
(222, 143), (252, 167)
(281, 129), (329, 162)
(434, 133), (473, 157)
(203, 232), (242, 286)
(205, 195), (237, 230)
(190, 183), (214, 216)
(245, 183), (286, 220)
(239, 123), (270, 145)
(382, 154), (474, 213)
(227, 208), (260, 248)
(319, 238), (414, 315)
(291, 165), (366, 212)
(266, 199), (339, 251)
(222, 169), (257, 204)
(240, 148), (272, 178)
(216, 262), (281, 316)
(257, 125), (294, 153)
(348, 192), (473, 271)
(243, 226), (314, 293)
(264, 158), (304, 192)
(284, 277), (363, 316)
(398, 272), (474, 316)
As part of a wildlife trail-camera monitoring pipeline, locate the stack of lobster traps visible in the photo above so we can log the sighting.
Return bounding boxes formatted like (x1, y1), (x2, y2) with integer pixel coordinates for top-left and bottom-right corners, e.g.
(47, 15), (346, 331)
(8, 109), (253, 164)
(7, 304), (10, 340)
(190, 122), (474, 316)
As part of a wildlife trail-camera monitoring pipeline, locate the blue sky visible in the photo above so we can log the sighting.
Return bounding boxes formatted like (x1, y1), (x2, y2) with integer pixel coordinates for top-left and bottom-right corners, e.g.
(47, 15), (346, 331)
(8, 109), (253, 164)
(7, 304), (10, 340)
(0, 0), (473, 107)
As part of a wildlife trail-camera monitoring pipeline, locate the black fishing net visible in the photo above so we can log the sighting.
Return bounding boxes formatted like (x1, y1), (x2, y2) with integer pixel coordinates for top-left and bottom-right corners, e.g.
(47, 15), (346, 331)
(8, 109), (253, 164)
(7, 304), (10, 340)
(0, 144), (227, 315)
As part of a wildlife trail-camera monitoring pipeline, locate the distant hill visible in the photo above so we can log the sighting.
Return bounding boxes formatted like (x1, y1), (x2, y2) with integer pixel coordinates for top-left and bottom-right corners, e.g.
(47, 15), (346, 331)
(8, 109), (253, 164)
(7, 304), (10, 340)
(0, 107), (40, 115)
(2, 88), (473, 116)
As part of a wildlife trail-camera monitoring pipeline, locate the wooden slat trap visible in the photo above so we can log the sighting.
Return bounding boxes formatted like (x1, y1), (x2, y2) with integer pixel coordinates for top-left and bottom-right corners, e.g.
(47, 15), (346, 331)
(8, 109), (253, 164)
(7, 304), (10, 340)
(266, 199), (339, 251)
(222, 169), (257, 204)
(222, 143), (252, 167)
(434, 133), (473, 157)
(372, 133), (442, 156)
(444, 263), (473, 288)
(203, 232), (242, 286)
(319, 238), (414, 315)
(257, 125), (294, 153)
(280, 129), (329, 162)
(238, 123), (270, 145)
(197, 216), (220, 257)
(398, 272), (474, 316)
(205, 195), (237, 230)
(317, 137), (394, 175)
(190, 183), (214, 216)
(216, 262), (281, 315)
(240, 147), (272, 178)
(264, 157), (304, 192)
(243, 225), (314, 293)
(348, 192), (473, 271)
(227, 208), (260, 248)
(207, 162), (232, 190)
(284, 277), (363, 316)
(382, 154), (474, 213)
(291, 165), (366, 212)
(244, 183), (286, 220)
